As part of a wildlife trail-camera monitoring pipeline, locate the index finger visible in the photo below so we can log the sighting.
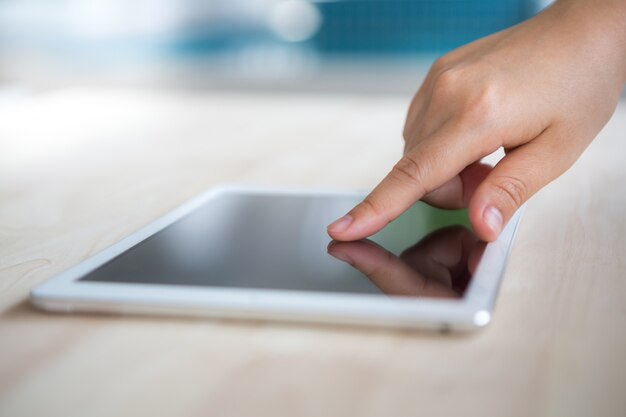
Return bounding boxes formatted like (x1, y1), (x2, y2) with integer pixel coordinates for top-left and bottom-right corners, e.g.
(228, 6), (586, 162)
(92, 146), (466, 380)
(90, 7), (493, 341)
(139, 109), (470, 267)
(327, 124), (483, 241)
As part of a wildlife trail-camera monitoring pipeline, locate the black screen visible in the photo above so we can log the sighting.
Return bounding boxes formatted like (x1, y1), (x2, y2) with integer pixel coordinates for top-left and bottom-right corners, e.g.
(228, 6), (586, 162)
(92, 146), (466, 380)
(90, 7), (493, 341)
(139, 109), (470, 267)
(80, 192), (484, 299)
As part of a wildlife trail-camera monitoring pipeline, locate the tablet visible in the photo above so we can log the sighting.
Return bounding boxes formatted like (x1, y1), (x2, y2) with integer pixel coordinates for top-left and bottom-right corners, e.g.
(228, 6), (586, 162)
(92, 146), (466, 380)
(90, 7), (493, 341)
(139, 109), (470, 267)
(31, 186), (523, 332)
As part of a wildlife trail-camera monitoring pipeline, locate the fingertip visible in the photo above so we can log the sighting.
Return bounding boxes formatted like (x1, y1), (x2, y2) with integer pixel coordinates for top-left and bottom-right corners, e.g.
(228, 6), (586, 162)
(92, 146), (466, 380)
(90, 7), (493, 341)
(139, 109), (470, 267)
(326, 224), (348, 241)
(326, 205), (388, 241)
(327, 214), (353, 239)
(469, 200), (501, 242)
(327, 225), (373, 242)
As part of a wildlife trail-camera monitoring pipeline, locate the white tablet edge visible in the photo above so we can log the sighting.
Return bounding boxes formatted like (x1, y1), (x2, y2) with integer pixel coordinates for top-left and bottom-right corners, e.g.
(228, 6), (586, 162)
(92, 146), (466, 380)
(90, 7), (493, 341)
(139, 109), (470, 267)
(30, 185), (525, 332)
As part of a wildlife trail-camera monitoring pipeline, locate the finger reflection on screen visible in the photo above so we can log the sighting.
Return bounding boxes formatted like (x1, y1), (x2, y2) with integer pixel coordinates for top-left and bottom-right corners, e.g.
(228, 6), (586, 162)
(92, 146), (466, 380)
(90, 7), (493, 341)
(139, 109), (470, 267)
(327, 226), (486, 299)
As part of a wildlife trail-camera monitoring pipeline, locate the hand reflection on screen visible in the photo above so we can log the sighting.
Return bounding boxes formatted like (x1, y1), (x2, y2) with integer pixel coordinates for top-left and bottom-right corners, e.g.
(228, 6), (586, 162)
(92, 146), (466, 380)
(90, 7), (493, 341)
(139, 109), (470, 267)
(327, 226), (485, 299)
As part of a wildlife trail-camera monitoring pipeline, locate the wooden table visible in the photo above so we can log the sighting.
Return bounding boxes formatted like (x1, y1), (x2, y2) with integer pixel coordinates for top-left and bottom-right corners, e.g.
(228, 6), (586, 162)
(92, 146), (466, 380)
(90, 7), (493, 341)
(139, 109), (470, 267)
(1, 87), (624, 417)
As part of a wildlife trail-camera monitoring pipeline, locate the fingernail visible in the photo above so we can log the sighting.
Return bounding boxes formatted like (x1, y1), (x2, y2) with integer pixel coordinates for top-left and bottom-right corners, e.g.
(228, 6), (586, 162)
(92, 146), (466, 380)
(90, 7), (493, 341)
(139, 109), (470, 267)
(327, 215), (353, 233)
(483, 206), (503, 236)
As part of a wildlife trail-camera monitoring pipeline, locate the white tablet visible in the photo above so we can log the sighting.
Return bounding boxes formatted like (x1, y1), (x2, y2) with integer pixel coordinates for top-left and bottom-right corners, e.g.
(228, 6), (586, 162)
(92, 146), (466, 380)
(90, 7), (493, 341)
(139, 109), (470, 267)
(31, 186), (523, 332)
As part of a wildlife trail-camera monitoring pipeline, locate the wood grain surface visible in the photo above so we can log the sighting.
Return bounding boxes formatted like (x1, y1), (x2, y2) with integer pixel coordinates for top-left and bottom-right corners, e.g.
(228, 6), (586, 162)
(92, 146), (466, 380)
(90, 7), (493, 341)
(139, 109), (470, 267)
(0, 88), (624, 417)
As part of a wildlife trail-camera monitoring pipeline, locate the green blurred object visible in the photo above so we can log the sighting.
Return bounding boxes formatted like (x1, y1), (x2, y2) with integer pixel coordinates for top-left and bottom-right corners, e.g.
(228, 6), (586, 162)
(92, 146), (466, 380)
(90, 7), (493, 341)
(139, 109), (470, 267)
(371, 202), (471, 255)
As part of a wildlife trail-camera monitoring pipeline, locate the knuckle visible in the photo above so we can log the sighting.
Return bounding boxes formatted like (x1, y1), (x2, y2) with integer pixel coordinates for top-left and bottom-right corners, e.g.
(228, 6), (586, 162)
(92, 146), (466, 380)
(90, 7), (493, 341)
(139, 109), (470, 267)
(391, 155), (428, 193)
(462, 82), (501, 126)
(491, 175), (528, 208)
(402, 127), (411, 142)
(431, 67), (462, 99)
(358, 197), (386, 218)
(430, 56), (450, 74)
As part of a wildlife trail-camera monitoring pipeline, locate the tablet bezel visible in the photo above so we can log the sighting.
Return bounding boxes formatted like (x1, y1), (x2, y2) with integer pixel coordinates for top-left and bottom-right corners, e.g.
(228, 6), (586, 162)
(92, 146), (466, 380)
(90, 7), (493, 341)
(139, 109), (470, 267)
(30, 186), (524, 332)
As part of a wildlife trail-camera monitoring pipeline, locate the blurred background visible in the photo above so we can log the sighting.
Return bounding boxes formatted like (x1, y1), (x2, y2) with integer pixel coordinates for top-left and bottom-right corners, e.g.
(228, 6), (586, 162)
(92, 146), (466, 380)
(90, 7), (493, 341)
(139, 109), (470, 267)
(0, 0), (551, 94)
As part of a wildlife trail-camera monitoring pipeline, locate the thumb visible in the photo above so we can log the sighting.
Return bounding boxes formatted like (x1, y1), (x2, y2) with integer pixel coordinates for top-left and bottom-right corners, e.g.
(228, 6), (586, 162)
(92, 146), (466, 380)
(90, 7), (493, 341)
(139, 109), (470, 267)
(469, 130), (570, 241)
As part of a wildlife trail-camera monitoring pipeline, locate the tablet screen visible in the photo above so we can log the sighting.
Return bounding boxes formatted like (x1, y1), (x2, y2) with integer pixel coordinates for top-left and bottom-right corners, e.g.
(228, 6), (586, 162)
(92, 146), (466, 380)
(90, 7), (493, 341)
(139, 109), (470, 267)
(80, 192), (484, 299)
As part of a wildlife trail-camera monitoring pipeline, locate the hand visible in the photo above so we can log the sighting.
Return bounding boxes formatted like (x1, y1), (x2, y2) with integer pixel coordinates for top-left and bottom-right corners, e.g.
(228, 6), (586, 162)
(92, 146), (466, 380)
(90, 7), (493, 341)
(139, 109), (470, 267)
(327, 226), (485, 298)
(328, 0), (626, 242)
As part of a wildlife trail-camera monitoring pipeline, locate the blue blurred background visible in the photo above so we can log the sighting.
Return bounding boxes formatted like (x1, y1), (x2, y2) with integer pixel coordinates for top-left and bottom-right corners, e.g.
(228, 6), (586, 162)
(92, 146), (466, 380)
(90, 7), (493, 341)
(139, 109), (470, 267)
(0, 0), (548, 93)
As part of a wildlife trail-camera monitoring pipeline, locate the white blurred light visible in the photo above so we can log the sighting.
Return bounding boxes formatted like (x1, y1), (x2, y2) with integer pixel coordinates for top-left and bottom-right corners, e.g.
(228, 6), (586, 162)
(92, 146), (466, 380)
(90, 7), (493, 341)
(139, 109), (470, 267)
(269, 0), (322, 42)
(473, 310), (491, 327)
(66, 0), (184, 39)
